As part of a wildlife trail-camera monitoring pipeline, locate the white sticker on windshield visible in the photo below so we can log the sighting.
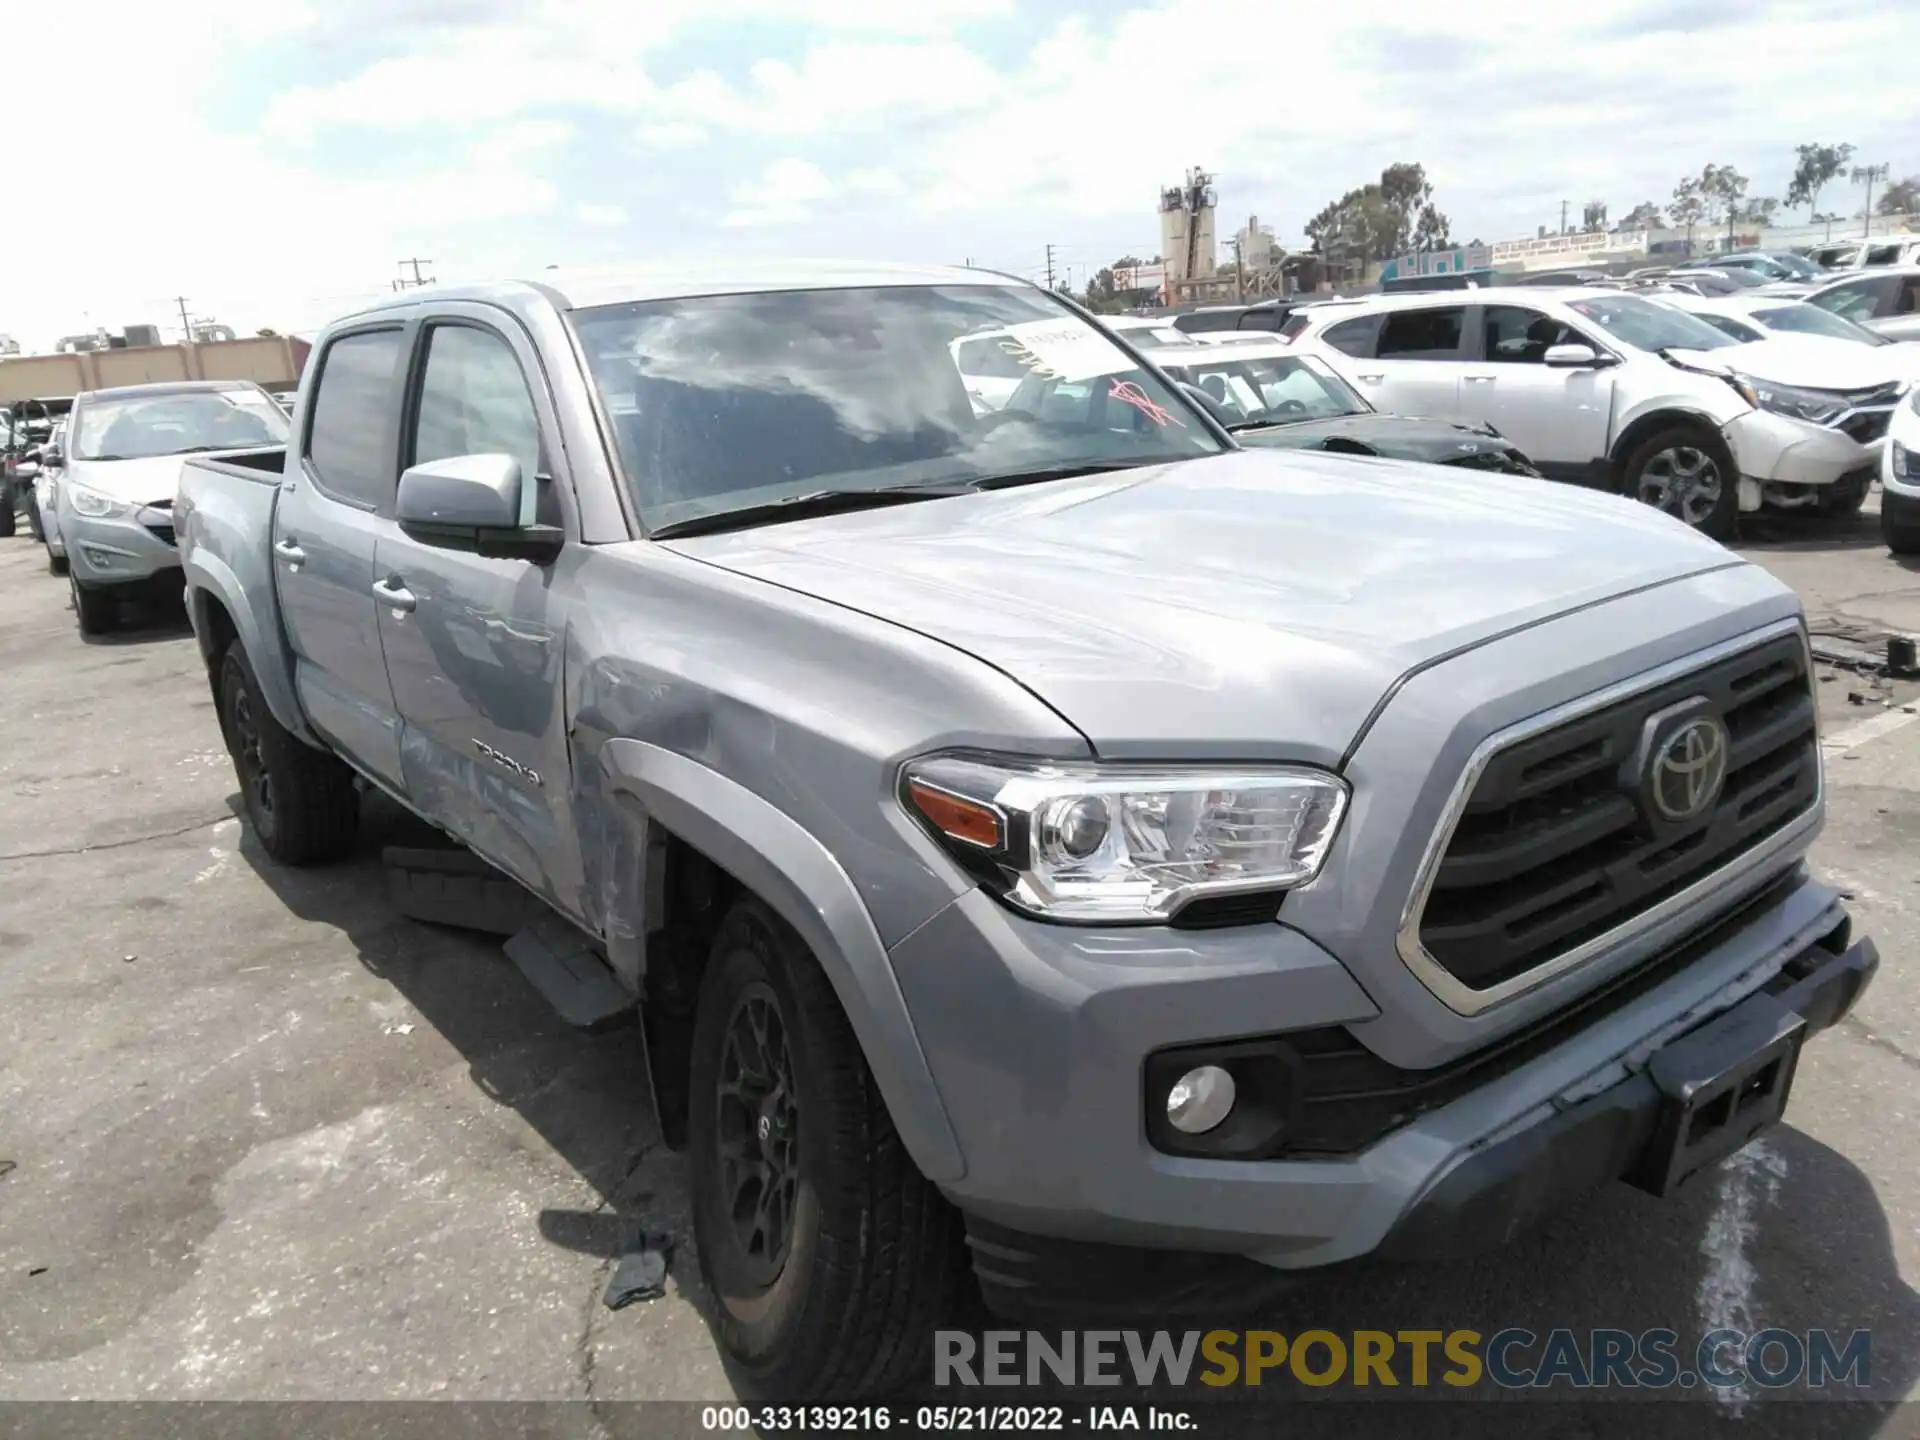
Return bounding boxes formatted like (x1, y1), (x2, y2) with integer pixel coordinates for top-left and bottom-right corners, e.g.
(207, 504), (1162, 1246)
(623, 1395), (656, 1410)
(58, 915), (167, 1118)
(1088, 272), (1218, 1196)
(997, 319), (1135, 383)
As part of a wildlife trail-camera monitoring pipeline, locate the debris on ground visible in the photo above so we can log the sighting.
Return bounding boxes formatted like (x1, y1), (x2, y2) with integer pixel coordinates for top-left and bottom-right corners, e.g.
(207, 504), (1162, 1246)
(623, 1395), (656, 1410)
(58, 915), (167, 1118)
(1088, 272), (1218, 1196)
(28, 1266), (47, 1277)
(0, 1160), (15, 1181)
(121, 954), (136, 964)
(383, 1022), (415, 1037)
(1889, 636), (1920, 678)
(602, 1231), (676, 1310)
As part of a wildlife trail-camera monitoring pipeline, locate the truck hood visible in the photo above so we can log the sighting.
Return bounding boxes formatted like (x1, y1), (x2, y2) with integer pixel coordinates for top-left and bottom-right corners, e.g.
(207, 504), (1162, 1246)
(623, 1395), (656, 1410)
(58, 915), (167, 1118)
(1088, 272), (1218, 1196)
(60, 454), (192, 507)
(663, 449), (1742, 765)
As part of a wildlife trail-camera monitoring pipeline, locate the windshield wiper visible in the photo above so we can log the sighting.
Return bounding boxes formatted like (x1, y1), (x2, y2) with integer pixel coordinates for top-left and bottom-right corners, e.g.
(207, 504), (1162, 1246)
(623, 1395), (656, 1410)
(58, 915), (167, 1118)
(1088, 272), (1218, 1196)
(648, 481), (979, 540)
(962, 457), (1171, 491)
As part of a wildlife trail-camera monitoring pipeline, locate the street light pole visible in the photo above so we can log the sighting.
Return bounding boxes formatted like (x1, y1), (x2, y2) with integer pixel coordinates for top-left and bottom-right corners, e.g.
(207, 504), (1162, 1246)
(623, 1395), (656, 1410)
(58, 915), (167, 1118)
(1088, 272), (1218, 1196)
(1851, 163), (1889, 237)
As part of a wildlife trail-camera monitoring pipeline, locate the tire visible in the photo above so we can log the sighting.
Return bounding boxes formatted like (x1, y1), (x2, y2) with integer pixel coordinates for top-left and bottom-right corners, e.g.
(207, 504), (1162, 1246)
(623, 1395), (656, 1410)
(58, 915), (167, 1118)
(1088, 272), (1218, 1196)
(1884, 489), (1920, 556)
(24, 485), (44, 542)
(688, 898), (964, 1401)
(0, 478), (16, 539)
(47, 544), (66, 576)
(1816, 469), (1871, 518)
(217, 646), (360, 865)
(1620, 424), (1739, 540)
(70, 576), (116, 635)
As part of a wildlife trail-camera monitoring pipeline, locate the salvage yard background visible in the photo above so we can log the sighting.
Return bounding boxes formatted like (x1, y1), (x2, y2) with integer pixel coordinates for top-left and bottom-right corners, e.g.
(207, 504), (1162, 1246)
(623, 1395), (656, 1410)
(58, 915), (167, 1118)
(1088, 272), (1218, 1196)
(2, 505), (1918, 1426)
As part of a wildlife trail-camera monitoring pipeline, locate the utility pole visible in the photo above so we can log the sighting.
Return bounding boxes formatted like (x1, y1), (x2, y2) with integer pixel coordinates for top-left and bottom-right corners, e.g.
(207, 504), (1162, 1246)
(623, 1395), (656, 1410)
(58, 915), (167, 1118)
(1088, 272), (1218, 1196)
(175, 296), (192, 342)
(1851, 163), (1889, 237)
(1232, 235), (1245, 302)
(1044, 244), (1057, 290)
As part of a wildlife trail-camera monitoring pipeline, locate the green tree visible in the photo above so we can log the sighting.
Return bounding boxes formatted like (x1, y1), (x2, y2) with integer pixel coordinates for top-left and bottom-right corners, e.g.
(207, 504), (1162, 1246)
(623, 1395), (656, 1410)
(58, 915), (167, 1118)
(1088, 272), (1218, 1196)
(1582, 200), (1608, 231)
(1785, 142), (1854, 220)
(1306, 161), (1450, 265)
(1880, 175), (1920, 216)
(1617, 201), (1664, 231)
(1670, 176), (1706, 254)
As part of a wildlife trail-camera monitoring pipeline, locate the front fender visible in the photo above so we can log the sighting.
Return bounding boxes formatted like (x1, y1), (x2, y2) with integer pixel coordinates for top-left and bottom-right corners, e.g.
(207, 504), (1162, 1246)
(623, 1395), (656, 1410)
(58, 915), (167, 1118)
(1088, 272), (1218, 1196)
(598, 737), (967, 1182)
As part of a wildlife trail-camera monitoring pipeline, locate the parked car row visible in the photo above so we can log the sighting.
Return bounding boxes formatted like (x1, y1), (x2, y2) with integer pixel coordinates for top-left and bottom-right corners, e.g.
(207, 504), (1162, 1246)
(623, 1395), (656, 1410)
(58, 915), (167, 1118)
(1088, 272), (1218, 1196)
(3, 380), (289, 629)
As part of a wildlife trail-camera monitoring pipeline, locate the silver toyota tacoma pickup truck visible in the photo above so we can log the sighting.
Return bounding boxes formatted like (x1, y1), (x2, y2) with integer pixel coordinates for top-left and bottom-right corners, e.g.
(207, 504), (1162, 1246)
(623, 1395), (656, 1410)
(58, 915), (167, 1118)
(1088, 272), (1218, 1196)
(175, 262), (1877, 1400)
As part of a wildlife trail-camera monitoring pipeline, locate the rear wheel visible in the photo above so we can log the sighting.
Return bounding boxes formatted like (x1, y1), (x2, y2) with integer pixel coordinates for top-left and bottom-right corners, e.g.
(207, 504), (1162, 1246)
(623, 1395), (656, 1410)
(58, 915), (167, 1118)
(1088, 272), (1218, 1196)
(0, 478), (16, 538)
(70, 576), (116, 635)
(1883, 489), (1920, 556)
(1622, 425), (1739, 540)
(689, 898), (964, 1400)
(217, 647), (360, 864)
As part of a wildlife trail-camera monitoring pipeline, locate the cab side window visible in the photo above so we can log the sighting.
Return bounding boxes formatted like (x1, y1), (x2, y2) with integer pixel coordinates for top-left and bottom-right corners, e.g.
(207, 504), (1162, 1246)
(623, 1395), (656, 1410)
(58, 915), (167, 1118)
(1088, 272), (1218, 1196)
(305, 329), (407, 509)
(410, 324), (558, 525)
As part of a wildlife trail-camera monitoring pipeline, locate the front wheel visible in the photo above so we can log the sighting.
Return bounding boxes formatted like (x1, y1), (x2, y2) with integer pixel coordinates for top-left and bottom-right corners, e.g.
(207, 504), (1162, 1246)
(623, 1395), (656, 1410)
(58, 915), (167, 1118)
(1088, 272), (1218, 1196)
(1622, 426), (1739, 540)
(1884, 489), (1920, 556)
(1816, 469), (1872, 518)
(71, 576), (116, 635)
(688, 899), (964, 1401)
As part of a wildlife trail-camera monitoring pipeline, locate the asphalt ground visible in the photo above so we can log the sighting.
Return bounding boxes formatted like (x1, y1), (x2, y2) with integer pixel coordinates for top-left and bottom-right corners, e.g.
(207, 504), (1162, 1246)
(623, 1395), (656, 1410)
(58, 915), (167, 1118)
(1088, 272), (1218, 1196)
(1, 498), (1917, 1440)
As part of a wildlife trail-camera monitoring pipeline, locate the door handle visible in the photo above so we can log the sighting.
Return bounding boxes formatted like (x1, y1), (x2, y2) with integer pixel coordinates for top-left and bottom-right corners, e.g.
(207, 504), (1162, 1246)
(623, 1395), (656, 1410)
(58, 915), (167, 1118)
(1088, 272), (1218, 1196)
(273, 538), (305, 566)
(1355, 373), (1384, 383)
(1464, 375), (1497, 384)
(372, 578), (416, 613)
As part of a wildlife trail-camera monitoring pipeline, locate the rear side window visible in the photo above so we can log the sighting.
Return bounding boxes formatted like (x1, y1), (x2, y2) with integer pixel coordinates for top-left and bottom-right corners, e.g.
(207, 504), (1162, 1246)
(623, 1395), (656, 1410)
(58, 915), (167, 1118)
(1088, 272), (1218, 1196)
(305, 329), (405, 508)
(1173, 310), (1245, 333)
(1320, 314), (1381, 357)
(1236, 310), (1283, 332)
(1376, 307), (1466, 359)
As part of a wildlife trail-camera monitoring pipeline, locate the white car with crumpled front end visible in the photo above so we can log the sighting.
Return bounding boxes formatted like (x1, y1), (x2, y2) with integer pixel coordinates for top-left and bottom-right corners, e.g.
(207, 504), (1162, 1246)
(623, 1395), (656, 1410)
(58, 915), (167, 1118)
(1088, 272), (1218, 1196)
(1882, 382), (1920, 554)
(48, 381), (287, 635)
(1285, 287), (1892, 538)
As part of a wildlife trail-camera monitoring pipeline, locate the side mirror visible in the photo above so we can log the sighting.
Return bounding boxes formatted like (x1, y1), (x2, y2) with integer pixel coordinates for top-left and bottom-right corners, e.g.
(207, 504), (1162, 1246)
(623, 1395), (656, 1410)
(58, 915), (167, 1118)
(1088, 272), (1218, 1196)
(40, 445), (63, 469)
(1543, 343), (1612, 369)
(395, 453), (562, 563)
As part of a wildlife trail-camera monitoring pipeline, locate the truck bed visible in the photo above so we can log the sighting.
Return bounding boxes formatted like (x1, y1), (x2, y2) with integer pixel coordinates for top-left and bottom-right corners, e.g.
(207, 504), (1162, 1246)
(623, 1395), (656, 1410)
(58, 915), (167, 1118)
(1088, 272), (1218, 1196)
(175, 451), (313, 745)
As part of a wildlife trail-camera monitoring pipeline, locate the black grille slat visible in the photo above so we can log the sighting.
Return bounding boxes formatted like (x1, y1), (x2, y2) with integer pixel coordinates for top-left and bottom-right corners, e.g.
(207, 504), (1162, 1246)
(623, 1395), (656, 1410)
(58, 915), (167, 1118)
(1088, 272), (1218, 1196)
(1417, 633), (1818, 992)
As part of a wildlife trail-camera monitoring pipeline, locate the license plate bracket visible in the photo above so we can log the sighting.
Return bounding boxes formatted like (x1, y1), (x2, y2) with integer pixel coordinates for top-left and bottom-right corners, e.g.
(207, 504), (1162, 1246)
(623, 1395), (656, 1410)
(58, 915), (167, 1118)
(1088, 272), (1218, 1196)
(1626, 991), (1806, 1198)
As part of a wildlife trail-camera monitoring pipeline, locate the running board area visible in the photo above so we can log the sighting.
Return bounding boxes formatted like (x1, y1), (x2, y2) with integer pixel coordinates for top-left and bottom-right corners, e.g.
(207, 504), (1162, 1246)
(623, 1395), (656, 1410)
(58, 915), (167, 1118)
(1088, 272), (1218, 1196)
(504, 913), (635, 1033)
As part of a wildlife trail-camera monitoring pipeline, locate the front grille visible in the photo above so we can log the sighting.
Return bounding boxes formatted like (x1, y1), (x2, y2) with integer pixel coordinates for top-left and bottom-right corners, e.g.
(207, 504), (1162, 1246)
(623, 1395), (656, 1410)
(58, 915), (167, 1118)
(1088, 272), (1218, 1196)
(1447, 449), (1543, 477)
(1414, 632), (1818, 993)
(1838, 409), (1892, 444)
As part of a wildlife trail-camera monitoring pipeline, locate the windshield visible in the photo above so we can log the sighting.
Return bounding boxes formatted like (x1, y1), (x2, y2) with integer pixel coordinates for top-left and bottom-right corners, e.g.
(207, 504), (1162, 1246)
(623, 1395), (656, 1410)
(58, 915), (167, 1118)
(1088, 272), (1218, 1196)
(1154, 351), (1368, 425)
(71, 388), (288, 461)
(1752, 303), (1888, 345)
(1567, 294), (1740, 352)
(572, 284), (1224, 531)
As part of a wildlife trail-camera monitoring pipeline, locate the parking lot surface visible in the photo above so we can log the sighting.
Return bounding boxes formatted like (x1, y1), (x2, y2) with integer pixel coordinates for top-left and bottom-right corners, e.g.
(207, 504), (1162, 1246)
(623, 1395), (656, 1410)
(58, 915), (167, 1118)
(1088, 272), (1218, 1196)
(2, 502), (1918, 1434)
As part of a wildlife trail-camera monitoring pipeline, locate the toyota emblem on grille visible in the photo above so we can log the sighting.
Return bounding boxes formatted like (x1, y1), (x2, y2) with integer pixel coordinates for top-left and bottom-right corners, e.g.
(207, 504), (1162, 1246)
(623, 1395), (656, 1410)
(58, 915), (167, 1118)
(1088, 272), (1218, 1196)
(1648, 715), (1729, 822)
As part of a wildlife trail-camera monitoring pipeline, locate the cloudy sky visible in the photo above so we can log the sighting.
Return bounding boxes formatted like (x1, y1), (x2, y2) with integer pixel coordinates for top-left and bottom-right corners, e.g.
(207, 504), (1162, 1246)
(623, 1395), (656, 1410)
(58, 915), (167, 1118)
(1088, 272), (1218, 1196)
(3, 0), (1913, 348)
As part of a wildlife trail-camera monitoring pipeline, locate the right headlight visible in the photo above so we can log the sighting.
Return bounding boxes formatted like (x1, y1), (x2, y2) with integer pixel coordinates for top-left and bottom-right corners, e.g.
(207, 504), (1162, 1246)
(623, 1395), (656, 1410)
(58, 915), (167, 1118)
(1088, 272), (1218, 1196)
(901, 753), (1349, 924)
(65, 481), (128, 519)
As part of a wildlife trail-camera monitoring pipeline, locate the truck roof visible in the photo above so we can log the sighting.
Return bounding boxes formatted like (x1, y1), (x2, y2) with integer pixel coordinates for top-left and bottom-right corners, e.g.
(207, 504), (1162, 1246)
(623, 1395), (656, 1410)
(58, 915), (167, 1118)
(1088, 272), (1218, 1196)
(340, 260), (1006, 322)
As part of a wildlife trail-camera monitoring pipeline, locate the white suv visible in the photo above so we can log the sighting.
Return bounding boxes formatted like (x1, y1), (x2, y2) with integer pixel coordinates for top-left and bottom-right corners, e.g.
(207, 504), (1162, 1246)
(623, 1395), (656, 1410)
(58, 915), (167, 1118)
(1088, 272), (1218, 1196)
(1289, 287), (1882, 537)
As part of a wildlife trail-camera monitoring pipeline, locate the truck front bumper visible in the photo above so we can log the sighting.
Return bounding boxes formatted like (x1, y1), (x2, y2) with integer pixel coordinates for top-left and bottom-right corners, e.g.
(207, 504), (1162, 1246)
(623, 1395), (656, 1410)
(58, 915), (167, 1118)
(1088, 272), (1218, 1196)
(887, 870), (1871, 1304)
(61, 506), (181, 589)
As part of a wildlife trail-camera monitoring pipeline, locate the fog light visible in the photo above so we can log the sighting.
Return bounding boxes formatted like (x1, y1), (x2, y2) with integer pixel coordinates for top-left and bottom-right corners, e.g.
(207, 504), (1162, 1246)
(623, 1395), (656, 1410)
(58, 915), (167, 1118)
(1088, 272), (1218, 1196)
(1166, 1065), (1235, 1135)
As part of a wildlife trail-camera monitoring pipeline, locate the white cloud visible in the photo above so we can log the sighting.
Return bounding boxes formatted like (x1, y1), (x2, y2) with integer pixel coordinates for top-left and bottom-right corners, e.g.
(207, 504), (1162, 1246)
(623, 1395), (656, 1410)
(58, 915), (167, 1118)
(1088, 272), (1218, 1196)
(724, 158), (839, 228)
(847, 168), (906, 196)
(636, 121), (710, 150)
(575, 203), (629, 227)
